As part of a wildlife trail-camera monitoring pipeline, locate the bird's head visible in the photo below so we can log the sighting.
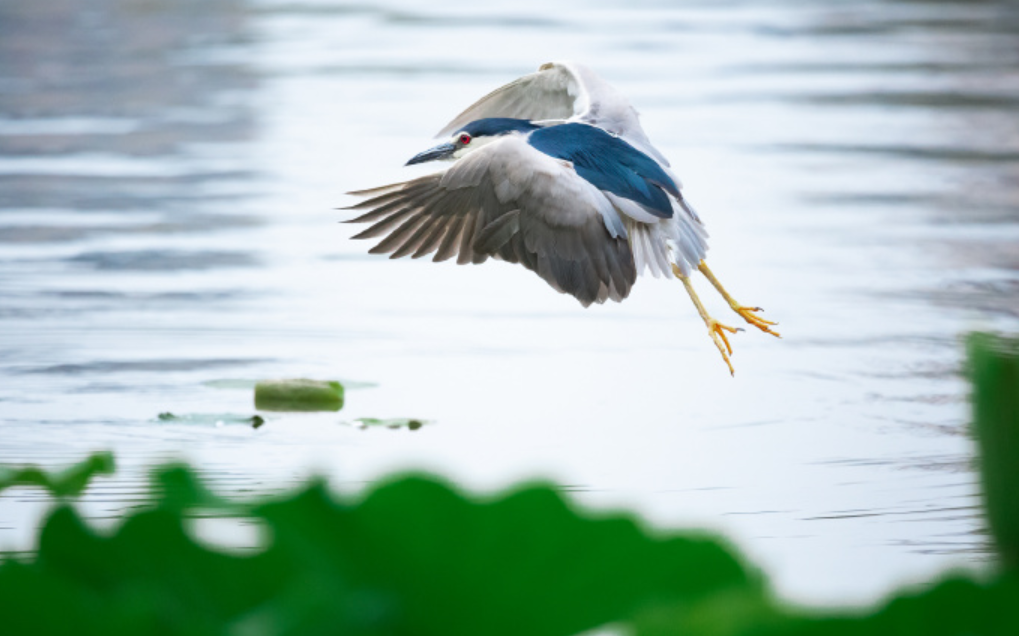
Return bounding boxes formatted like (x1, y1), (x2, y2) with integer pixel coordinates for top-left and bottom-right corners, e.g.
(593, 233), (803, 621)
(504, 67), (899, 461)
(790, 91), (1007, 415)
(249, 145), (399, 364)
(405, 118), (540, 166)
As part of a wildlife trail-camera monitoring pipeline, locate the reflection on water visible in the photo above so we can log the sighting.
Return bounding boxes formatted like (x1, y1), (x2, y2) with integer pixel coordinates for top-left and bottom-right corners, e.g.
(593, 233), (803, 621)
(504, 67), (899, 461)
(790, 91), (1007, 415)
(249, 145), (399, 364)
(1, 0), (1018, 605)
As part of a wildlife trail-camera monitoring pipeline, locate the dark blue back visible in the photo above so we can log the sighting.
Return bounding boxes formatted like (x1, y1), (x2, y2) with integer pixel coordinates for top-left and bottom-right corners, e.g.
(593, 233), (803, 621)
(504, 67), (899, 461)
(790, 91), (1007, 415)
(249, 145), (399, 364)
(527, 123), (678, 219)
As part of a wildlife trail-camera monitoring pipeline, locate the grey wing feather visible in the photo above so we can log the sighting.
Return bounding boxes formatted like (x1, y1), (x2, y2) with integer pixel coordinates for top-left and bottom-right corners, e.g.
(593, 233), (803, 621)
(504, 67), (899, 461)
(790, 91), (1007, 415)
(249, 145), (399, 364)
(435, 64), (578, 139)
(437, 61), (670, 167)
(345, 138), (636, 306)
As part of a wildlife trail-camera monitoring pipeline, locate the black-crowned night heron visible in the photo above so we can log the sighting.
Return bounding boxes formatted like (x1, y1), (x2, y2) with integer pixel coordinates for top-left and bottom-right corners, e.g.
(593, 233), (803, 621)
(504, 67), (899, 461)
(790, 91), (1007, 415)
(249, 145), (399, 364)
(346, 61), (779, 374)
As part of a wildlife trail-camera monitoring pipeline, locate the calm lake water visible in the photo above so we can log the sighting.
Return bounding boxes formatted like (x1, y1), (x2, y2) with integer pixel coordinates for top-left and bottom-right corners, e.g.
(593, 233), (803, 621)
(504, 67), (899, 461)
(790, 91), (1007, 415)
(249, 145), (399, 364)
(2, 0), (1018, 606)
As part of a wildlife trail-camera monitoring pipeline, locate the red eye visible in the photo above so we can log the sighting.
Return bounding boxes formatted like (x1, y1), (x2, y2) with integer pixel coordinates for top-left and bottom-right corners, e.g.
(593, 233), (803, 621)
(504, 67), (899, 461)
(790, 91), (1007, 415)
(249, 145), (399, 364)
(459, 133), (471, 145)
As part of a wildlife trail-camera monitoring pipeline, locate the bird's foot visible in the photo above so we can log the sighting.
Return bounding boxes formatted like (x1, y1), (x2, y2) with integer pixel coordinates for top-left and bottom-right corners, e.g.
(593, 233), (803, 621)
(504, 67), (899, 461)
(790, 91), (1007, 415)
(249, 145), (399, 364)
(706, 318), (742, 376)
(730, 303), (781, 338)
(696, 261), (781, 339)
(676, 264), (746, 376)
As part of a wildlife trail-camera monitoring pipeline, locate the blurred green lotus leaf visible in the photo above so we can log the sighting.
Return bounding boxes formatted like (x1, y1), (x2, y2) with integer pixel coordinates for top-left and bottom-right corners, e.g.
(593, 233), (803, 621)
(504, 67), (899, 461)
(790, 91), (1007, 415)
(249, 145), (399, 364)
(0, 451), (114, 498)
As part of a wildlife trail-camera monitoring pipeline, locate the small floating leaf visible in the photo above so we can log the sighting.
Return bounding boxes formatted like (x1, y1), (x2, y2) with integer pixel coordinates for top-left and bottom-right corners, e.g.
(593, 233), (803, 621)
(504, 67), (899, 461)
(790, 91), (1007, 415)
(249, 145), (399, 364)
(353, 417), (428, 430)
(155, 412), (265, 427)
(255, 378), (344, 412)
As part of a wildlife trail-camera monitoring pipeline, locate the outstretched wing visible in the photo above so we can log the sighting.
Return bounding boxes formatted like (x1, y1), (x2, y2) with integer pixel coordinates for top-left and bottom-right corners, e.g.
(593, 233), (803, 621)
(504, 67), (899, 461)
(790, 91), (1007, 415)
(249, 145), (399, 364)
(345, 137), (636, 307)
(436, 61), (669, 166)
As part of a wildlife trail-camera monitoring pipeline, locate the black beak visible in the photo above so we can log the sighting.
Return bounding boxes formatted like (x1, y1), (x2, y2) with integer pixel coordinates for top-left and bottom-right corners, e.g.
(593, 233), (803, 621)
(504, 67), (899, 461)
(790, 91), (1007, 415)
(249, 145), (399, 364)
(406, 142), (456, 166)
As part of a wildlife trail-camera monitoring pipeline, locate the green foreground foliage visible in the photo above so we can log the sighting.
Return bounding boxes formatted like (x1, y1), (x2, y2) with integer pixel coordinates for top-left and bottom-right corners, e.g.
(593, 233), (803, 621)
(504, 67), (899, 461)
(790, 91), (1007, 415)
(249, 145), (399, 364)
(969, 333), (1019, 571)
(1, 333), (1017, 635)
(0, 451), (114, 498)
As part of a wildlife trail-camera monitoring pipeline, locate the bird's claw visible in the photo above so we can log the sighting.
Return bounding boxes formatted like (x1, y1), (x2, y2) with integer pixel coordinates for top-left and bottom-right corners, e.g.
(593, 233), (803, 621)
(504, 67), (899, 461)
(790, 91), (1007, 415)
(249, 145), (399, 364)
(733, 304), (781, 338)
(708, 319), (741, 376)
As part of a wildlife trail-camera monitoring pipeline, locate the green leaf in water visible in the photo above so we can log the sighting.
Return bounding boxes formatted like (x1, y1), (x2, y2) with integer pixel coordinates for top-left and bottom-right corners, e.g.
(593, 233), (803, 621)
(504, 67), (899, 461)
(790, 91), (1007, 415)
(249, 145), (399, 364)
(254, 379), (344, 412)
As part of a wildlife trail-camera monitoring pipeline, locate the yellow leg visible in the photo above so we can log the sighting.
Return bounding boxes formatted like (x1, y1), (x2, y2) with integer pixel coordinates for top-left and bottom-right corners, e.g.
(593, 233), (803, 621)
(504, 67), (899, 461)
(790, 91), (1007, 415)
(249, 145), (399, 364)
(698, 261), (781, 338)
(674, 264), (741, 376)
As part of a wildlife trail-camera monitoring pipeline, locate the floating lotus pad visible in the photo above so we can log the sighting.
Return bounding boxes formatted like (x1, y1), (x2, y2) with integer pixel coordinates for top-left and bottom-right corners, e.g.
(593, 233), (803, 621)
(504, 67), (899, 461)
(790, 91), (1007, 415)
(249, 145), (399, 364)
(156, 412), (265, 428)
(354, 417), (428, 430)
(254, 378), (344, 412)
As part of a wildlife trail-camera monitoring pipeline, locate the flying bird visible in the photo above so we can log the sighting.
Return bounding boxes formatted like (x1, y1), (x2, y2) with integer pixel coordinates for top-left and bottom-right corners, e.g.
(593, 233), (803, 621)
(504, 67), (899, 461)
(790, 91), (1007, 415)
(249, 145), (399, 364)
(345, 61), (779, 374)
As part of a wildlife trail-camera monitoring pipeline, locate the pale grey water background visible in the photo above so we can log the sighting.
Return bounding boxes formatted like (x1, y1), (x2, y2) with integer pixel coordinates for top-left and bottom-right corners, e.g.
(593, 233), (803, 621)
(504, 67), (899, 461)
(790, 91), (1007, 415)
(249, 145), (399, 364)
(2, 0), (1019, 606)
